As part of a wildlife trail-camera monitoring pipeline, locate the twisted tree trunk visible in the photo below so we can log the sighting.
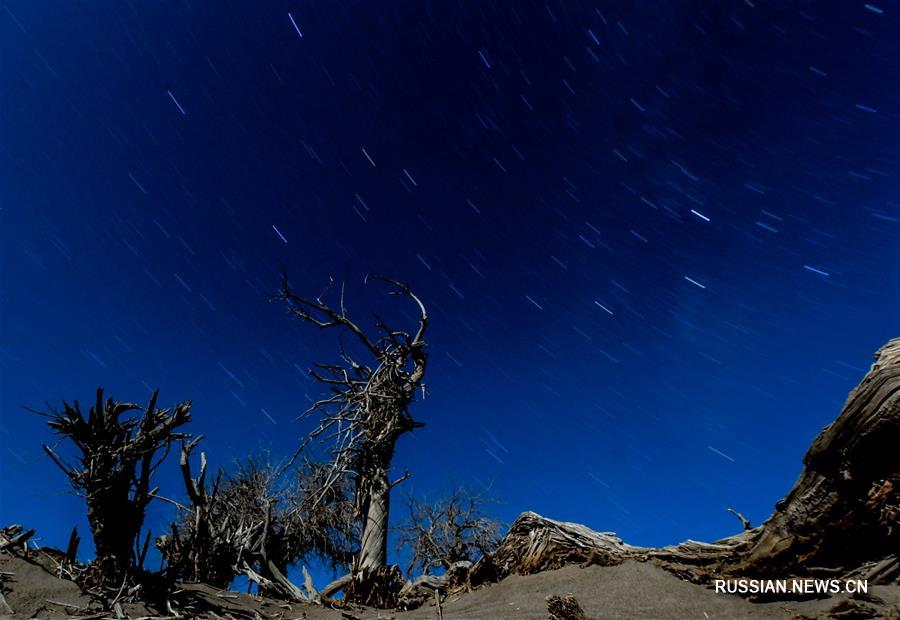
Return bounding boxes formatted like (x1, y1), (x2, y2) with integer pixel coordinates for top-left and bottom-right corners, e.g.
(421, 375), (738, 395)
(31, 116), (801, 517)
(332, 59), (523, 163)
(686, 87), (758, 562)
(86, 479), (146, 582)
(357, 468), (390, 572)
(41, 389), (192, 586)
(347, 454), (405, 607)
(273, 274), (429, 606)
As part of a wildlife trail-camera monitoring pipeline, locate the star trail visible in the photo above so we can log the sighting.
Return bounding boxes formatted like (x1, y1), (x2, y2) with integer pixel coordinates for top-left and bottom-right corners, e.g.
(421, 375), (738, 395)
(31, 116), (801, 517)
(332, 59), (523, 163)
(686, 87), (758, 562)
(1, 0), (898, 561)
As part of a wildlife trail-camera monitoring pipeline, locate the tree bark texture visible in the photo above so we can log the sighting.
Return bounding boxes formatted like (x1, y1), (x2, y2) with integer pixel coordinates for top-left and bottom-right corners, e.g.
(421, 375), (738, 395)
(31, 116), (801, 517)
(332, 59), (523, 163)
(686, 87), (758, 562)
(467, 339), (900, 589)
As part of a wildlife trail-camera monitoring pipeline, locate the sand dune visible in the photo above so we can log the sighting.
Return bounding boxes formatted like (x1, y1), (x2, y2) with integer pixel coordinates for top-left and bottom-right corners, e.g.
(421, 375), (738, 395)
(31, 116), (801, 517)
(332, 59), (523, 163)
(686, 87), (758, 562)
(3, 552), (898, 619)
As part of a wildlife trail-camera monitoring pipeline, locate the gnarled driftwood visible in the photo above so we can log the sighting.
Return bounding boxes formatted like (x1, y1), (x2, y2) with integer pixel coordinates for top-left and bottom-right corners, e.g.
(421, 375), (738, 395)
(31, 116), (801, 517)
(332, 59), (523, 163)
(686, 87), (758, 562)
(470, 339), (900, 588)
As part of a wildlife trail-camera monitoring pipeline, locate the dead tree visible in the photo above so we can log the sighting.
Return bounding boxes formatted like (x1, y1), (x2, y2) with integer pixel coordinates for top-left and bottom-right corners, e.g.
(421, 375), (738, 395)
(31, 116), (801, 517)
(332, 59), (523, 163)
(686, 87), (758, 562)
(39, 388), (191, 585)
(272, 272), (428, 605)
(466, 338), (900, 591)
(157, 437), (237, 589)
(162, 444), (358, 600)
(397, 487), (502, 577)
(286, 459), (360, 573)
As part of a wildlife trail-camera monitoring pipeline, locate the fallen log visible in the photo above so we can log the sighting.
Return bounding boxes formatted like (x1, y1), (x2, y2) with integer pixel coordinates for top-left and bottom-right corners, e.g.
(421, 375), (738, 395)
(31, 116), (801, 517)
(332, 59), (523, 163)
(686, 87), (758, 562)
(469, 512), (645, 585)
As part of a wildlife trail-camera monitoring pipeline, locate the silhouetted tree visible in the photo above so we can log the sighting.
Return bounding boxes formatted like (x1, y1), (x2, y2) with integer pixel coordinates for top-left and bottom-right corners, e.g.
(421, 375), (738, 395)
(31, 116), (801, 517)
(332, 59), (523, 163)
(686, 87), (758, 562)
(161, 442), (357, 600)
(40, 388), (191, 585)
(272, 272), (428, 606)
(397, 487), (502, 577)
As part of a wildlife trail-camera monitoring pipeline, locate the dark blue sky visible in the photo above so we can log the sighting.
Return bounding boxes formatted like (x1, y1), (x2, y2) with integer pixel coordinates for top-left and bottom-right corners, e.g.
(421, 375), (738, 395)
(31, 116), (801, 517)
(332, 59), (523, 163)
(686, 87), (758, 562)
(1, 0), (898, 568)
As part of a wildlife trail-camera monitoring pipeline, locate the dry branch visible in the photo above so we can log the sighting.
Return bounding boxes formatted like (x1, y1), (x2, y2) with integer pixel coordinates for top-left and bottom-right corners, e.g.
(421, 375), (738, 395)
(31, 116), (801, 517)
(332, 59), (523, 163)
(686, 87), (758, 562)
(37, 388), (191, 586)
(397, 487), (502, 577)
(162, 445), (357, 603)
(0, 525), (36, 552)
(726, 508), (751, 531)
(272, 272), (430, 605)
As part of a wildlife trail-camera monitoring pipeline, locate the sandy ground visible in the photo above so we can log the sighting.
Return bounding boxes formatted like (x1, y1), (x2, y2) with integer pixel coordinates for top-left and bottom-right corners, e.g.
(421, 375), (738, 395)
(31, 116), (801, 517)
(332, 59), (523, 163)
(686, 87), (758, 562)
(0, 551), (106, 619)
(395, 562), (900, 619)
(2, 554), (898, 619)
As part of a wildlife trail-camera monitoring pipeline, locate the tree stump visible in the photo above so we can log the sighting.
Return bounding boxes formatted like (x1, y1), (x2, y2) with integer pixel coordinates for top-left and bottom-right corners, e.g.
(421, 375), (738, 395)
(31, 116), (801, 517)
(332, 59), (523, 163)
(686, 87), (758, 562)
(546, 593), (591, 620)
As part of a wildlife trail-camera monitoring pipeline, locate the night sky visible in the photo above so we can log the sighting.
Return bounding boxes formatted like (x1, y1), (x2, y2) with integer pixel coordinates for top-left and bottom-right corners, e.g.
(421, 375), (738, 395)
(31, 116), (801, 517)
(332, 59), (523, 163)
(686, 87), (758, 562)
(1, 0), (898, 573)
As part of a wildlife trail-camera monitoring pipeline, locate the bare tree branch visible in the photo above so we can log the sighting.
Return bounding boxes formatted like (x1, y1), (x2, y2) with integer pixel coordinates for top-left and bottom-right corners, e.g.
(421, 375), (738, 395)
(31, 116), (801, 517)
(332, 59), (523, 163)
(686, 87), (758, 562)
(38, 388), (192, 585)
(396, 487), (502, 577)
(272, 271), (430, 606)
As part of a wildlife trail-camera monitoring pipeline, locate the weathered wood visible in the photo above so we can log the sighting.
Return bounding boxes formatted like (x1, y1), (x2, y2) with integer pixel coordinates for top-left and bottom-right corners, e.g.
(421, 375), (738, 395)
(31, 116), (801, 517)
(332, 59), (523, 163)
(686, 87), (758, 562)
(240, 561), (308, 603)
(0, 525), (36, 552)
(320, 573), (352, 598)
(546, 593), (590, 620)
(273, 273), (430, 606)
(64, 526), (80, 565)
(160, 337), (899, 603)
(727, 508), (751, 531)
(263, 559), (308, 602)
(172, 582), (280, 620)
(163, 447), (358, 600)
(469, 512), (644, 585)
(400, 562), (468, 592)
(393, 561), (472, 610)
(37, 388), (192, 585)
(302, 565), (319, 599)
(740, 338), (900, 575)
(469, 339), (900, 588)
(343, 564), (404, 608)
